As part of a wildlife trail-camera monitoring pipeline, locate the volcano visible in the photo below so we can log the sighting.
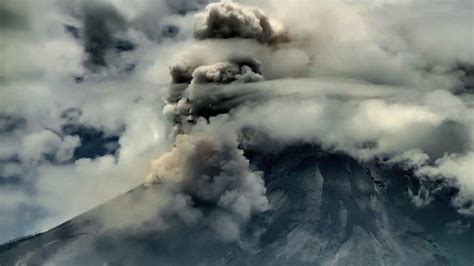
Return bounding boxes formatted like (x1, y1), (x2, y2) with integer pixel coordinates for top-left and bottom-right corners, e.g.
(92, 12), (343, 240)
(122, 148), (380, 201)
(1, 145), (472, 265)
(1, 0), (474, 265)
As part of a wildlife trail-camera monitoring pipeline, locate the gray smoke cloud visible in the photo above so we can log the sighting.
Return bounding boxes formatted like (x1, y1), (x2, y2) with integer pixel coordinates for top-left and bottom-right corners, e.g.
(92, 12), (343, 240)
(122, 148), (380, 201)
(81, 1), (129, 70)
(191, 61), (263, 84)
(144, 1), (273, 240)
(146, 125), (269, 240)
(160, 1), (474, 222)
(193, 0), (286, 43)
(169, 56), (263, 85)
(140, 2), (474, 243)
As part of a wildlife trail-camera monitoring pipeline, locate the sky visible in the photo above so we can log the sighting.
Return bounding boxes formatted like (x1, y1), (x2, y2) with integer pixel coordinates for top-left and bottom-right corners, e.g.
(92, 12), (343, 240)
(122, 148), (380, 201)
(0, 0), (473, 243)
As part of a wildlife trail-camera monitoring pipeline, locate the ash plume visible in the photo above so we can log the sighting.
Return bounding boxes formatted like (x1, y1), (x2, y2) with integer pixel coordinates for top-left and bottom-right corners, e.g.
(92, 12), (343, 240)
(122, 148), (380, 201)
(169, 57), (263, 85)
(193, 0), (285, 43)
(145, 0), (275, 240)
(1, 1), (474, 263)
(145, 0), (474, 236)
(146, 127), (269, 240)
(191, 61), (263, 84)
(160, 1), (283, 127)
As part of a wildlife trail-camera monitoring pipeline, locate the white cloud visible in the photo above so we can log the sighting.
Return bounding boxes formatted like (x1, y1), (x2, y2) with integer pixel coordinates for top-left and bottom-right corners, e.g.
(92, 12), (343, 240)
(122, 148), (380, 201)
(19, 130), (80, 165)
(418, 153), (474, 215)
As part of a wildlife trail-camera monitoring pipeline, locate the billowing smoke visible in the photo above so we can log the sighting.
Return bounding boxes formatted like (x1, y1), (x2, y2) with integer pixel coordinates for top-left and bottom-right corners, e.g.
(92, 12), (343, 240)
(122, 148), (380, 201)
(169, 57), (263, 85)
(191, 61), (263, 84)
(82, 2), (128, 69)
(164, 24), (268, 137)
(163, 57), (265, 138)
(193, 0), (285, 43)
(144, 0), (273, 240)
(144, 0), (474, 238)
(146, 126), (269, 240)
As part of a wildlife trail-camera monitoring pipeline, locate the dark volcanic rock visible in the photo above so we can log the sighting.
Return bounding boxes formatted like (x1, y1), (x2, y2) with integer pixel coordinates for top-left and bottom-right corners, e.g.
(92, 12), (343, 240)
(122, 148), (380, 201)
(1, 145), (472, 265)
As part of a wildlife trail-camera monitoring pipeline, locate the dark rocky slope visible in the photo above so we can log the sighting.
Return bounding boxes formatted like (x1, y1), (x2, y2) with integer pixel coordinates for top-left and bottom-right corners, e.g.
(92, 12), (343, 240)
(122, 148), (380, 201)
(1, 145), (472, 265)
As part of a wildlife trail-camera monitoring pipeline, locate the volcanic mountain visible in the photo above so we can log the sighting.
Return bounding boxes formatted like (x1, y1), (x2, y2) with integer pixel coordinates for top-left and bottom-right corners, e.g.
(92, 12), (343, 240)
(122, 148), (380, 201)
(1, 1), (473, 265)
(1, 144), (472, 265)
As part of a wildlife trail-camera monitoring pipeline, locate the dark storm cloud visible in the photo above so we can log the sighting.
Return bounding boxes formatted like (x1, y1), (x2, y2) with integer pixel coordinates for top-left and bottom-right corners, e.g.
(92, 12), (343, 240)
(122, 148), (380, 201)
(166, 0), (209, 15)
(0, 4), (28, 31)
(0, 115), (26, 134)
(127, 0), (208, 42)
(81, 2), (129, 69)
(414, 120), (471, 159)
(453, 63), (474, 93)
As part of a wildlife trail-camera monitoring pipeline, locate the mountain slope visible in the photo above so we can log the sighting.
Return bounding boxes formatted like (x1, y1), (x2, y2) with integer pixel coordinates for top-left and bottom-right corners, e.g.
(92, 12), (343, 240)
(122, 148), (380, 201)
(1, 145), (472, 265)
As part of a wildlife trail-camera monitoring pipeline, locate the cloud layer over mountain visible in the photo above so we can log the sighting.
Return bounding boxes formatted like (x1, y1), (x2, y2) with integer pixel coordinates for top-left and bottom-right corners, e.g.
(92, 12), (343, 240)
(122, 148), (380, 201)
(0, 0), (473, 245)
